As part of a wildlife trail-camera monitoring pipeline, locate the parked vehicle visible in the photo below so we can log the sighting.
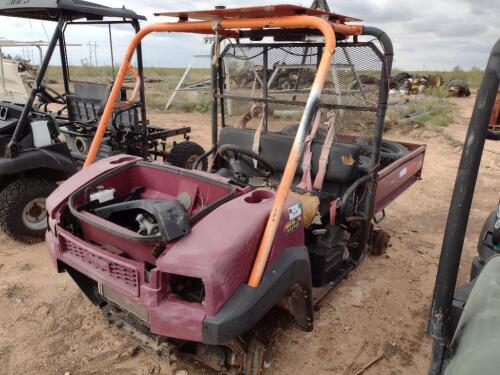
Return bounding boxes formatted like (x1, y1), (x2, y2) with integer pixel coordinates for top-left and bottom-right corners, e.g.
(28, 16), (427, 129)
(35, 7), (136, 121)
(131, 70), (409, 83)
(428, 38), (500, 375)
(0, 0), (205, 243)
(46, 5), (426, 373)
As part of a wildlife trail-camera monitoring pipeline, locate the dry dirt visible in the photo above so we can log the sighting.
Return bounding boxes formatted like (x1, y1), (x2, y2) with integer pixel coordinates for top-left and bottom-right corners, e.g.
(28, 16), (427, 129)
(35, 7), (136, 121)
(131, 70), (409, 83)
(1, 94), (499, 375)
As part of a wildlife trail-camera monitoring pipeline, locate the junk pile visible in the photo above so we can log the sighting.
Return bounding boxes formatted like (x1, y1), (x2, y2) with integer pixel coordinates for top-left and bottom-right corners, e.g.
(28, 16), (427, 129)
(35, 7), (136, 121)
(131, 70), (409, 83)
(390, 71), (471, 97)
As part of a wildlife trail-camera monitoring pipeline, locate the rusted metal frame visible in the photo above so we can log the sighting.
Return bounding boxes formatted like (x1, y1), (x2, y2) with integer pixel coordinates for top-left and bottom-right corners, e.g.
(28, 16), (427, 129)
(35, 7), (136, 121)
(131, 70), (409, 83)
(214, 94), (377, 112)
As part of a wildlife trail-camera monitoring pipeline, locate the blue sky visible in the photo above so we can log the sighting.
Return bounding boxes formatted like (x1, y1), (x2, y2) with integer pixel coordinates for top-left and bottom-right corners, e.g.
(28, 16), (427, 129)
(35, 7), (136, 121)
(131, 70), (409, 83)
(1, 0), (499, 70)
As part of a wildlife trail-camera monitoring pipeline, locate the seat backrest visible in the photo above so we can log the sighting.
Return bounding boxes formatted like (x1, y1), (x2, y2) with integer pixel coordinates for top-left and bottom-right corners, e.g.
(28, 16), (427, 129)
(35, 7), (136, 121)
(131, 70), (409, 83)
(66, 82), (138, 130)
(218, 127), (361, 189)
(66, 82), (109, 124)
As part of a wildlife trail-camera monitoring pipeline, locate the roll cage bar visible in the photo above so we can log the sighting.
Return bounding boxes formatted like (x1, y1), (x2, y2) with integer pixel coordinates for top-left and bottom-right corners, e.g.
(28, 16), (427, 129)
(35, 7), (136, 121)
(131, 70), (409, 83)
(1, 1), (146, 157)
(428, 38), (500, 375)
(82, 5), (393, 288)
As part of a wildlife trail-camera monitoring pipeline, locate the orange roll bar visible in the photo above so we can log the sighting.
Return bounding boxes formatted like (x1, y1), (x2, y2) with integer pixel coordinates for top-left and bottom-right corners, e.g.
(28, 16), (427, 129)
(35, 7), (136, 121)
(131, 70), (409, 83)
(82, 14), (361, 288)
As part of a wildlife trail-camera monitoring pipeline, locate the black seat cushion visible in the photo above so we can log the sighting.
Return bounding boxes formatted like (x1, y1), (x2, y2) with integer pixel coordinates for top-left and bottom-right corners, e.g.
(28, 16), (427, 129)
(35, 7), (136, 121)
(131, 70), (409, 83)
(218, 127), (361, 187)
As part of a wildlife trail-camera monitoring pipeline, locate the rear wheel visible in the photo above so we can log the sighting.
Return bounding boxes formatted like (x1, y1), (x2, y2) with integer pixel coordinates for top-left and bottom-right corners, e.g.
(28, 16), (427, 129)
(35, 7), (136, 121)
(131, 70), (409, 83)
(166, 141), (208, 171)
(0, 176), (57, 243)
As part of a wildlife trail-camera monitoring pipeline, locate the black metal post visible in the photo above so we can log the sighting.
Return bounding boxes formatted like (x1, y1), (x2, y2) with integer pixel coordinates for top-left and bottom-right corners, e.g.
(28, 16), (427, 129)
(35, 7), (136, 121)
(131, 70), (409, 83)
(6, 15), (66, 157)
(132, 20), (148, 159)
(211, 43), (219, 148)
(109, 24), (116, 77)
(427, 38), (500, 375)
(263, 46), (269, 132)
(356, 26), (393, 260)
(217, 56), (226, 128)
(59, 30), (70, 94)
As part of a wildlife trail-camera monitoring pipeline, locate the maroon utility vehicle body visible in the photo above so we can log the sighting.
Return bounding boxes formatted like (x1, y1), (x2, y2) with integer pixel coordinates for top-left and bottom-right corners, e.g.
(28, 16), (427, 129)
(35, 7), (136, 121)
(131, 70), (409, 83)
(46, 4), (426, 373)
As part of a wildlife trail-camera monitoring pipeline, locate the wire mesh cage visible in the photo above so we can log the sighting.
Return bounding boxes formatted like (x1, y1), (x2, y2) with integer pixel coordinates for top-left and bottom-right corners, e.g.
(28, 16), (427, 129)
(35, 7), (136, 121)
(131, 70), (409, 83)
(219, 41), (385, 146)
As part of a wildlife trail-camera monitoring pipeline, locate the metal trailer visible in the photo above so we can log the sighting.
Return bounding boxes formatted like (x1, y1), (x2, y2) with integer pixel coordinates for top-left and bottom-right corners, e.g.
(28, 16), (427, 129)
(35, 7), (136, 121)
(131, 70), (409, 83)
(0, 0), (206, 243)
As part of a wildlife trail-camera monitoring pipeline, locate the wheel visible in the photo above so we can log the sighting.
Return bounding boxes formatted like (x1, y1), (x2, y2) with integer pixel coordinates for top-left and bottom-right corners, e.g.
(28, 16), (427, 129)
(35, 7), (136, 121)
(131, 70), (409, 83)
(0, 176), (58, 243)
(166, 141), (208, 171)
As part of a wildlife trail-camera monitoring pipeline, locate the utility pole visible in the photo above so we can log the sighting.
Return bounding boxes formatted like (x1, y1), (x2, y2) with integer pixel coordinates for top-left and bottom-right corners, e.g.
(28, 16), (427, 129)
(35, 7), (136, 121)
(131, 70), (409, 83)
(87, 41), (98, 66)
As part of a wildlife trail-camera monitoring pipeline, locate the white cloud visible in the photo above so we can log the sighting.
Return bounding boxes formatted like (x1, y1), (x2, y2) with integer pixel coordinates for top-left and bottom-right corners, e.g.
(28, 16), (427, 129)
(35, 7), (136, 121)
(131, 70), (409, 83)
(0, 0), (498, 71)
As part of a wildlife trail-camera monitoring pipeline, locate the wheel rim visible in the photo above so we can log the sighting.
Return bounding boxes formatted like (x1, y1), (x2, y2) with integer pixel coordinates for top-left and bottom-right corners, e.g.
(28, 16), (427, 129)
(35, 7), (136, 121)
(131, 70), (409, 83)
(186, 154), (200, 170)
(22, 198), (47, 231)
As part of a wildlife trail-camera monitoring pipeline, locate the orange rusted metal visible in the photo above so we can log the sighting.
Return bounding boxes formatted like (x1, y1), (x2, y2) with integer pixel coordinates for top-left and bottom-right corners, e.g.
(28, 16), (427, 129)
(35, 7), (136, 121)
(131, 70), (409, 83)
(82, 10), (362, 289)
(155, 4), (361, 23)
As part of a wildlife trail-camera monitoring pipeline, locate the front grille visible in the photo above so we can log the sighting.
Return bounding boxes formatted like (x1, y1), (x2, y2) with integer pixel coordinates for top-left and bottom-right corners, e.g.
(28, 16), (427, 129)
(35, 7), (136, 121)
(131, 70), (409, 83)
(60, 234), (139, 294)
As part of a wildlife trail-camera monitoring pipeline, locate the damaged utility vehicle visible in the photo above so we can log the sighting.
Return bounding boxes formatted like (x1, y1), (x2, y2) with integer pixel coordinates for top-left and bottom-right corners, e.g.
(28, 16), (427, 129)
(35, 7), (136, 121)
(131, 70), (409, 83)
(46, 5), (426, 374)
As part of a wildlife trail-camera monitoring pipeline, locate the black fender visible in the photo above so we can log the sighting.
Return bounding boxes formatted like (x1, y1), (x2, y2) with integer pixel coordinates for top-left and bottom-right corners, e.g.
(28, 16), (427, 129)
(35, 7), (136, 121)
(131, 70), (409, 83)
(0, 143), (76, 180)
(202, 246), (313, 345)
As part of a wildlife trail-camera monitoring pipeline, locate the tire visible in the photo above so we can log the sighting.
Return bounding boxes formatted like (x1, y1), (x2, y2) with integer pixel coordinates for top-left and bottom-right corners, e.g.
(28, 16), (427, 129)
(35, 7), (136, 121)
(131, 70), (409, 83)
(166, 141), (208, 171)
(380, 140), (409, 157)
(0, 176), (57, 243)
(277, 123), (328, 141)
(357, 139), (409, 160)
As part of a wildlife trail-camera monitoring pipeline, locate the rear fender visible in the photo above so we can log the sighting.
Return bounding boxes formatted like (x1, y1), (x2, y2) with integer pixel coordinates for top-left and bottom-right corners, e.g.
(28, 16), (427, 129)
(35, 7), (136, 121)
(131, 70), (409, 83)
(202, 246), (313, 345)
(0, 143), (76, 179)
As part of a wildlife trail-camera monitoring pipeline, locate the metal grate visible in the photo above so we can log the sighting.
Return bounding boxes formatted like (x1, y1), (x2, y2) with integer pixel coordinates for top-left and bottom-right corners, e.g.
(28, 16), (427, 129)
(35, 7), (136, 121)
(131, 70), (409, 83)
(60, 235), (139, 289)
(220, 41), (385, 145)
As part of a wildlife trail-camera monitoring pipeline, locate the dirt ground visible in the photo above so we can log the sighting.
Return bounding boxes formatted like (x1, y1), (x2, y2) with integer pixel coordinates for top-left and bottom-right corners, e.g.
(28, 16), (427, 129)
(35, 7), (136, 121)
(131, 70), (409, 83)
(1, 94), (498, 375)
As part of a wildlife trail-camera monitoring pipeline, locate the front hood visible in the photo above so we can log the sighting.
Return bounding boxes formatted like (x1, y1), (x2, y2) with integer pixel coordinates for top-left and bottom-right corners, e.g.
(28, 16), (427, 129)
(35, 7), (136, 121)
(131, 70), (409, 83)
(46, 154), (142, 217)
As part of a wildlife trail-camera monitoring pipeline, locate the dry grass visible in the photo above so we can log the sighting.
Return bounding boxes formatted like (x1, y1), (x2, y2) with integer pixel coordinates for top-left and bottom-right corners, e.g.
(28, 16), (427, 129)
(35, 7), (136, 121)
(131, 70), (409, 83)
(386, 96), (456, 130)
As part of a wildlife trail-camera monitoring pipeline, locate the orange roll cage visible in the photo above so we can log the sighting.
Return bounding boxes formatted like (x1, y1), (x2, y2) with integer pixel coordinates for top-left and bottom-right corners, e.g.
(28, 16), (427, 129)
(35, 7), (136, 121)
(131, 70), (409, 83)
(83, 11), (362, 287)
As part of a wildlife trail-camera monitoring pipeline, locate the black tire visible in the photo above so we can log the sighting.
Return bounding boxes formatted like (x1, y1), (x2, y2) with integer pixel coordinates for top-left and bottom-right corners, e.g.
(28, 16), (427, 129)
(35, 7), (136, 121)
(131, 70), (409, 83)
(277, 123), (328, 141)
(357, 139), (408, 159)
(380, 140), (409, 157)
(166, 141), (208, 171)
(0, 176), (57, 243)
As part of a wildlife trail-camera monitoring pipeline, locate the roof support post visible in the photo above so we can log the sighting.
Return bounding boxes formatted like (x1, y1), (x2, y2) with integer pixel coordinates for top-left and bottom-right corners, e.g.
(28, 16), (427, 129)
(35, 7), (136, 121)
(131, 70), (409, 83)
(6, 14), (66, 157)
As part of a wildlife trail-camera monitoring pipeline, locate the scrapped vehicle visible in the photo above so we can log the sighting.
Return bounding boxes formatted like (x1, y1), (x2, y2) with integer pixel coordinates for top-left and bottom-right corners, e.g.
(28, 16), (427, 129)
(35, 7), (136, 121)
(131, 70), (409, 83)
(46, 5), (426, 374)
(390, 72), (444, 96)
(0, 0), (205, 243)
(428, 39), (500, 375)
(445, 79), (471, 97)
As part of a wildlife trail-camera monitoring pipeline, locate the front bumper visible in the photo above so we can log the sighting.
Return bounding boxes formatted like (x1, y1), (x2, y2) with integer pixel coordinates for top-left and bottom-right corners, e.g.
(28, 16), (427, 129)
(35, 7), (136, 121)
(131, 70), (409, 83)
(47, 228), (313, 345)
(47, 227), (205, 342)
